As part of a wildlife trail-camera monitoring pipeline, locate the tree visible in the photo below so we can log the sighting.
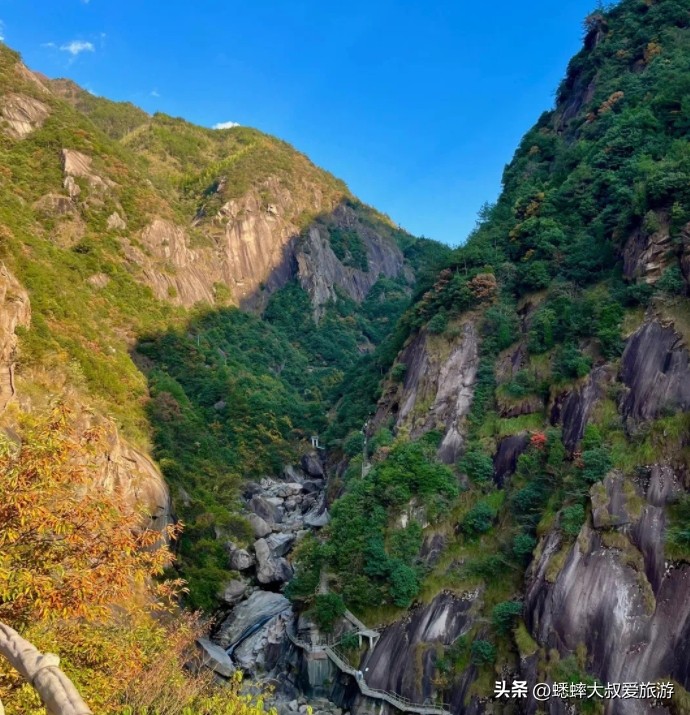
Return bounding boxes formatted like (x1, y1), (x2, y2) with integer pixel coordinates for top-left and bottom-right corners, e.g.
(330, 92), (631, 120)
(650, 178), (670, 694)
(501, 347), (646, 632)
(0, 406), (182, 626)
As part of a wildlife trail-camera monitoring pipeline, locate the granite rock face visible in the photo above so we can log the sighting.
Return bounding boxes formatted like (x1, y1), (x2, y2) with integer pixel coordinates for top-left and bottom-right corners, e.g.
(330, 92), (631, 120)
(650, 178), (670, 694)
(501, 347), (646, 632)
(619, 320), (690, 422)
(354, 592), (477, 712)
(373, 319), (480, 464)
(525, 466), (690, 715)
(0, 93), (50, 138)
(0, 265), (30, 413)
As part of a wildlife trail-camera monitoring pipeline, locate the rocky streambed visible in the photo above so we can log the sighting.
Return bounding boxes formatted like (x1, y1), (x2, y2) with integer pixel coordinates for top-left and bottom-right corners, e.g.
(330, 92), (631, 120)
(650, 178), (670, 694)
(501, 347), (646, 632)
(194, 450), (350, 714)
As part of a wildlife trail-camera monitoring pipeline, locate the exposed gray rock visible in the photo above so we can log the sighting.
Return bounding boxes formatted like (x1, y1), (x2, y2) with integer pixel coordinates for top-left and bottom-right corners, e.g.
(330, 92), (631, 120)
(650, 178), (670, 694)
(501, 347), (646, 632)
(249, 513), (273, 538)
(304, 508), (330, 528)
(255, 538), (294, 585)
(492, 433), (530, 487)
(221, 578), (249, 605)
(274, 482), (304, 498)
(34, 193), (74, 217)
(374, 320), (479, 465)
(63, 175), (80, 199)
(620, 320), (690, 421)
(359, 592), (475, 709)
(623, 220), (674, 284)
(526, 465), (690, 715)
(250, 495), (284, 524)
(551, 366), (613, 451)
(87, 273), (110, 289)
(301, 452), (324, 478)
(301, 479), (324, 494)
(215, 591), (291, 649)
(264, 533), (296, 558)
(107, 211), (127, 231)
(62, 148), (115, 192)
(0, 93), (50, 139)
(296, 202), (407, 319)
(419, 533), (446, 568)
(196, 638), (235, 678)
(0, 266), (31, 414)
(227, 543), (255, 571)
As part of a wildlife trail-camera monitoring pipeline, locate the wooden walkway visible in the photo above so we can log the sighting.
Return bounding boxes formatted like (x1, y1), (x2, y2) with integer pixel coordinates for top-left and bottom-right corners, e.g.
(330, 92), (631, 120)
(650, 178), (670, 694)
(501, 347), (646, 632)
(286, 626), (451, 715)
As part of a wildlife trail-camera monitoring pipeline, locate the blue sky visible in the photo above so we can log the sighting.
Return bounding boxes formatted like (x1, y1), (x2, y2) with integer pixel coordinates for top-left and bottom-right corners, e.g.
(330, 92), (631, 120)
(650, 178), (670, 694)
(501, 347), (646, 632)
(0, 0), (597, 245)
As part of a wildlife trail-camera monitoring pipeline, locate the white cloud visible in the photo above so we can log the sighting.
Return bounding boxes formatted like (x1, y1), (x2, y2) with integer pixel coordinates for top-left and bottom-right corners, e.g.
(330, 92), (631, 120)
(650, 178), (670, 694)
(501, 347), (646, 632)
(151, 89), (160, 98)
(0, 21), (5, 42)
(60, 40), (95, 56)
(213, 121), (240, 130)
(41, 42), (57, 48)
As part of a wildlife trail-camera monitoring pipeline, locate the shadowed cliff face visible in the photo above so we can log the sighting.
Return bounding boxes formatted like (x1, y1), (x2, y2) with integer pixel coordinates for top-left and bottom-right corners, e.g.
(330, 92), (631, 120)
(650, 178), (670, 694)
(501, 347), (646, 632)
(619, 320), (690, 422)
(356, 593), (477, 710)
(120, 195), (408, 315)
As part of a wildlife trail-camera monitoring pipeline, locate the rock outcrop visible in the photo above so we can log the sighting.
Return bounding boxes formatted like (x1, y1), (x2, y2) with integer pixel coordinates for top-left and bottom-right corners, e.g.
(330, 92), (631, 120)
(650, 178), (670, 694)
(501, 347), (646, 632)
(297, 203), (407, 319)
(215, 590), (292, 650)
(374, 320), (480, 464)
(61, 149), (115, 192)
(619, 320), (690, 422)
(355, 592), (478, 711)
(0, 93), (50, 139)
(0, 265), (31, 413)
(623, 215), (674, 285)
(525, 466), (690, 715)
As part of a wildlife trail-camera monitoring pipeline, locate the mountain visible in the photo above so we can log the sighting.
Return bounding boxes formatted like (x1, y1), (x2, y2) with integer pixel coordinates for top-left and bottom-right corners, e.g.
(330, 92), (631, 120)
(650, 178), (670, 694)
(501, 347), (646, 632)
(0, 40), (449, 712)
(3, 0), (690, 713)
(282, 1), (690, 713)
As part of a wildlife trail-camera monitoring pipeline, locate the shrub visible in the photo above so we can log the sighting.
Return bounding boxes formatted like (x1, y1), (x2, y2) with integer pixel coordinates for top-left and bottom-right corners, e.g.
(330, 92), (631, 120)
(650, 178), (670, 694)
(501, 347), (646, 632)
(561, 504), (587, 536)
(461, 501), (496, 538)
(580, 447), (612, 484)
(471, 639), (497, 666)
(512, 533), (537, 563)
(491, 601), (524, 635)
(459, 449), (494, 484)
(391, 363), (407, 382)
(656, 264), (686, 296)
(388, 561), (420, 607)
(312, 593), (346, 632)
(427, 311), (449, 335)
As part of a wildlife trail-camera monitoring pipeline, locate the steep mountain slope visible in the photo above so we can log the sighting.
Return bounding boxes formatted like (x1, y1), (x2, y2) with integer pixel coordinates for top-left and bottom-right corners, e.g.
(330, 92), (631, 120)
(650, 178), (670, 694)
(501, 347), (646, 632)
(0, 40), (449, 711)
(283, 2), (690, 713)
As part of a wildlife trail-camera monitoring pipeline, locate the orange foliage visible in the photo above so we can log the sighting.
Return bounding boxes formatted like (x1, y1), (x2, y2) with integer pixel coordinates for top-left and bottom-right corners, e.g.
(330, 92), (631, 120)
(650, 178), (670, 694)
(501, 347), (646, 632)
(469, 273), (498, 301)
(0, 405), (184, 627)
(530, 432), (547, 451)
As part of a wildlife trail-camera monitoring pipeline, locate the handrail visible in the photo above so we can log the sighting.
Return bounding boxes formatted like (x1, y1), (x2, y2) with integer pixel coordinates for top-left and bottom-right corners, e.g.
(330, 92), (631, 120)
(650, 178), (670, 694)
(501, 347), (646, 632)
(0, 621), (92, 715)
(286, 625), (450, 715)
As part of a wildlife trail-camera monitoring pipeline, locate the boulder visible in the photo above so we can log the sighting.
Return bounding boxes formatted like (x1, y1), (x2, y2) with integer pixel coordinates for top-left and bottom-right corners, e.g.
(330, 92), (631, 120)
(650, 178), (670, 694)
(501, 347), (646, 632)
(274, 482), (303, 498)
(87, 273), (110, 289)
(249, 495), (284, 524)
(249, 513), (272, 538)
(196, 638), (235, 678)
(254, 538), (294, 585)
(265, 532), (296, 558)
(301, 479), (323, 494)
(283, 465), (304, 482)
(227, 543), (255, 571)
(106, 211), (126, 231)
(215, 590), (290, 648)
(220, 577), (248, 605)
(301, 453), (324, 478)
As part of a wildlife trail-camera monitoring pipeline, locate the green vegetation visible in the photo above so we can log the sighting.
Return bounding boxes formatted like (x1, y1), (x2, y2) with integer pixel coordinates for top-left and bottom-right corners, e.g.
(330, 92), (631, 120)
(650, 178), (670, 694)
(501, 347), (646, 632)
(290, 438), (457, 613)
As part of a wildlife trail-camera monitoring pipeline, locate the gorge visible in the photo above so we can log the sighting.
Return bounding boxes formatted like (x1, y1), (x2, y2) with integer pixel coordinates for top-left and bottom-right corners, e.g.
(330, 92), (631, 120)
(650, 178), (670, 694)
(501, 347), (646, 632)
(2, 1), (690, 714)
